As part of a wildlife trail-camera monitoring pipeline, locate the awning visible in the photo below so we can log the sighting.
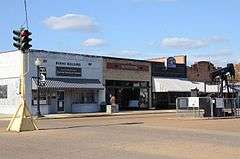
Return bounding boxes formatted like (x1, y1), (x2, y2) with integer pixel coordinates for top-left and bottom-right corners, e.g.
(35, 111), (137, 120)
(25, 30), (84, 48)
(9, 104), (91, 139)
(32, 77), (104, 90)
(153, 77), (221, 93)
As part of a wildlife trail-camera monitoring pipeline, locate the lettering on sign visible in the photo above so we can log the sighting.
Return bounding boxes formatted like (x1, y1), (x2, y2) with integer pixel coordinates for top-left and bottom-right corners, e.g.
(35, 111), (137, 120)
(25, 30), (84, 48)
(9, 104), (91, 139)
(56, 66), (82, 77)
(56, 61), (81, 67)
(107, 62), (149, 71)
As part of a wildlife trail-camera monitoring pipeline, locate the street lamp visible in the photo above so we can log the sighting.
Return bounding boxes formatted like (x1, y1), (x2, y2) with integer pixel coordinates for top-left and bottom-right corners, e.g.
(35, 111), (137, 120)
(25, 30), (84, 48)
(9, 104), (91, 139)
(35, 58), (43, 117)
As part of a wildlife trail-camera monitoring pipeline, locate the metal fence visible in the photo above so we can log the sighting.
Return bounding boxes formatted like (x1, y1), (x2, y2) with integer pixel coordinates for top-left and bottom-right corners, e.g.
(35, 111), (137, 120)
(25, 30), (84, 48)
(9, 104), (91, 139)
(176, 97), (209, 118)
(176, 97), (240, 118)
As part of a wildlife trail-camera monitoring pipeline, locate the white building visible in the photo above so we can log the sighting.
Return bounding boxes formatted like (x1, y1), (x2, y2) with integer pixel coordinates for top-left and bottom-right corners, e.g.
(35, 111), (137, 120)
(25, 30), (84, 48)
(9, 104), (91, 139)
(0, 50), (105, 115)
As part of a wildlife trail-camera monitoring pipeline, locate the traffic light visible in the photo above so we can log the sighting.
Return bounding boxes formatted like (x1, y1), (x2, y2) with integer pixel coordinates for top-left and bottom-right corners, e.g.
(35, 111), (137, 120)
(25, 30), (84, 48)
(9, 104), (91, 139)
(20, 29), (32, 52)
(13, 28), (24, 50)
(13, 28), (32, 52)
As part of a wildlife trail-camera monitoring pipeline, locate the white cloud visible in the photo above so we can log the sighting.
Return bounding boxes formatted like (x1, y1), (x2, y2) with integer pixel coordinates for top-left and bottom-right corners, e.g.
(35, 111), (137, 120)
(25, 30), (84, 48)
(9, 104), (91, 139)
(189, 49), (235, 67)
(44, 14), (98, 32)
(120, 50), (142, 57)
(81, 38), (106, 47)
(160, 37), (227, 50)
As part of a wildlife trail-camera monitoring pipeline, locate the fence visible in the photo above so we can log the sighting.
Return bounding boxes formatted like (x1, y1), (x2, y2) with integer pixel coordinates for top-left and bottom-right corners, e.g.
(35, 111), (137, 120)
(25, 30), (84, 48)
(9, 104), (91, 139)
(176, 97), (240, 118)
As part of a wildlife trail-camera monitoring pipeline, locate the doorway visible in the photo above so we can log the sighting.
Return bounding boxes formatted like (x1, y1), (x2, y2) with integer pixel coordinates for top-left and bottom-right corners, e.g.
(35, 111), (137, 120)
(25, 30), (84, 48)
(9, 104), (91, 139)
(57, 91), (64, 112)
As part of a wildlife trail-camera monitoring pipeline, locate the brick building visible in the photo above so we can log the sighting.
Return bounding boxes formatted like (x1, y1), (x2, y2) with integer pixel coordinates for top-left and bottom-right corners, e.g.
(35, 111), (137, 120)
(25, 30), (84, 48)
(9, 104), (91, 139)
(234, 64), (240, 82)
(187, 61), (216, 82)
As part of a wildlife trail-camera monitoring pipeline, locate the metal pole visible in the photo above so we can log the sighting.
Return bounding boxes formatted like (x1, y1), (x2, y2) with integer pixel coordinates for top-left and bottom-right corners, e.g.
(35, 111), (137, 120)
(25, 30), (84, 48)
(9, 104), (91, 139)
(36, 65), (42, 117)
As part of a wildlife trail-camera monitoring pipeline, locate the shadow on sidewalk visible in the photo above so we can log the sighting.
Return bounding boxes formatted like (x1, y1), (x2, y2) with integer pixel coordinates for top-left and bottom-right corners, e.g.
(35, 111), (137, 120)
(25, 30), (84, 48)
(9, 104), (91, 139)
(39, 122), (144, 131)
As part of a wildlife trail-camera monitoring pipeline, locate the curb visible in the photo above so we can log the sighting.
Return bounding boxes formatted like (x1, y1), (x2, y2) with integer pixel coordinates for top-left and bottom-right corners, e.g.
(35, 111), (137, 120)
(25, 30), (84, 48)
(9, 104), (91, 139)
(36, 111), (176, 120)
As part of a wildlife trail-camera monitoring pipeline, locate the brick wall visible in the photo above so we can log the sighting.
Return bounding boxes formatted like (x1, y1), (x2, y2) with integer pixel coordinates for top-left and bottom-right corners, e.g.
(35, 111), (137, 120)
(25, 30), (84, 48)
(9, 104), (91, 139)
(234, 64), (240, 81)
(187, 61), (216, 82)
(103, 58), (151, 82)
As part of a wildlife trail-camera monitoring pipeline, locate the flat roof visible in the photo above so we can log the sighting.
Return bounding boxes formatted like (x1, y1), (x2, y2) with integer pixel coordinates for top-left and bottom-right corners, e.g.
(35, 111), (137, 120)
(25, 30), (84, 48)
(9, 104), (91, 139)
(31, 49), (151, 63)
(0, 49), (160, 63)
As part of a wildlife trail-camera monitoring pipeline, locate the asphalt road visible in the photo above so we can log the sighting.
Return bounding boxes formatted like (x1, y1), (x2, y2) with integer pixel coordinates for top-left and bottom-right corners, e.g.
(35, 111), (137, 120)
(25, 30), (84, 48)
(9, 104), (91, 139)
(0, 114), (240, 159)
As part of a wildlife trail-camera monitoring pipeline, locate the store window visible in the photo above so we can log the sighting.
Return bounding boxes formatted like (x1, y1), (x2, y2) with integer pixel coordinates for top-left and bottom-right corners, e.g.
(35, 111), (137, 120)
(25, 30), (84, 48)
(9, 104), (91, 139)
(86, 91), (95, 103)
(32, 90), (48, 105)
(72, 90), (96, 104)
(72, 92), (84, 104)
(0, 85), (7, 99)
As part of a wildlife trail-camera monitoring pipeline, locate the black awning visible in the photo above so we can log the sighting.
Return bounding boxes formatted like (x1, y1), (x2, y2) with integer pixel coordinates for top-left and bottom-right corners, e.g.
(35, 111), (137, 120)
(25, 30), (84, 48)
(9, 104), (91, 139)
(32, 77), (104, 90)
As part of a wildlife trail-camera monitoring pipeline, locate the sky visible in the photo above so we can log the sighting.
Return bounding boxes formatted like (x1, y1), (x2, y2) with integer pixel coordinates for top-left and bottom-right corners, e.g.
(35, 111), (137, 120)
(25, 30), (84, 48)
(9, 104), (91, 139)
(0, 0), (240, 66)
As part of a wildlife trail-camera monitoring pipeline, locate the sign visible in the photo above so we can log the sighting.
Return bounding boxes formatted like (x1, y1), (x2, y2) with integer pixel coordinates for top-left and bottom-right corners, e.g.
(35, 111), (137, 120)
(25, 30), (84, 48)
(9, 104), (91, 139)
(166, 57), (176, 68)
(39, 66), (47, 86)
(188, 97), (199, 108)
(56, 66), (82, 77)
(216, 98), (224, 108)
(107, 62), (149, 71)
(179, 98), (188, 108)
(56, 61), (81, 67)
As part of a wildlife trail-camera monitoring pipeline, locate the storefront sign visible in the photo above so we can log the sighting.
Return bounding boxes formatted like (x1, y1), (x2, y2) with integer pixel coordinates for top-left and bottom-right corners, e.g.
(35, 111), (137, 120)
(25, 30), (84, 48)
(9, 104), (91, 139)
(56, 66), (82, 77)
(39, 66), (47, 86)
(56, 61), (81, 67)
(107, 62), (149, 71)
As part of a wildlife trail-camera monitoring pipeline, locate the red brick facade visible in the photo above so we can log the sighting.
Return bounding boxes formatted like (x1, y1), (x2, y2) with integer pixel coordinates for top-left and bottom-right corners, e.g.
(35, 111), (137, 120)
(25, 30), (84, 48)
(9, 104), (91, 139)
(234, 64), (240, 82)
(187, 61), (216, 82)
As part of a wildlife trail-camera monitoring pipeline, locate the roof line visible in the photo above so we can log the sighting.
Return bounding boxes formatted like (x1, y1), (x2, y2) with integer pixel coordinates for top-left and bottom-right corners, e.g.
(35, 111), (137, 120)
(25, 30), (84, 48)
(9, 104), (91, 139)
(0, 50), (19, 54)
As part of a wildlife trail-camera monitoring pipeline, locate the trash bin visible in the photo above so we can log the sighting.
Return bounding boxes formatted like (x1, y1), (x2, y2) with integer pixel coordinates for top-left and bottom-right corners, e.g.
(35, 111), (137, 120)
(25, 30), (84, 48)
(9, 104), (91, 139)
(100, 102), (107, 112)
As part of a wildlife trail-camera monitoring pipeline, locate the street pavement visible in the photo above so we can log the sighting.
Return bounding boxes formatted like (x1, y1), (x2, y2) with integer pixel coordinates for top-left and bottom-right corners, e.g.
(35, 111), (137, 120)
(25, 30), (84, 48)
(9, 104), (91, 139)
(0, 113), (240, 159)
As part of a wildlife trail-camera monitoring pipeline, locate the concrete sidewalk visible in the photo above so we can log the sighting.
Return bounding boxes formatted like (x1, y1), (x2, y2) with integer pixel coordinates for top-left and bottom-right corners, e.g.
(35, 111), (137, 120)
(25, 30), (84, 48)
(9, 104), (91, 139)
(0, 110), (176, 120)
(41, 110), (176, 120)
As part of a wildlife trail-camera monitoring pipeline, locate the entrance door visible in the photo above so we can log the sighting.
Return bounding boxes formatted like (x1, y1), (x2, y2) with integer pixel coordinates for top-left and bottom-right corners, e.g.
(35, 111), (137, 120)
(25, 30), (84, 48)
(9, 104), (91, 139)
(57, 91), (64, 112)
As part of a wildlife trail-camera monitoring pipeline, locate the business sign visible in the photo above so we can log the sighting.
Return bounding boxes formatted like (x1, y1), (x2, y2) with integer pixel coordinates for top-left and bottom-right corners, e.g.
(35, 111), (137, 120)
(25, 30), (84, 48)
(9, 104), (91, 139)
(107, 62), (149, 71)
(56, 66), (82, 77)
(166, 57), (176, 68)
(39, 66), (47, 86)
(56, 61), (81, 67)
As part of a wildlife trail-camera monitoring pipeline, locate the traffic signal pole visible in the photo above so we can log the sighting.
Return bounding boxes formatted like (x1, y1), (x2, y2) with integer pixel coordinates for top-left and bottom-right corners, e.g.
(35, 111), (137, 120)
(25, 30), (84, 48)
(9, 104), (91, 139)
(7, 29), (38, 132)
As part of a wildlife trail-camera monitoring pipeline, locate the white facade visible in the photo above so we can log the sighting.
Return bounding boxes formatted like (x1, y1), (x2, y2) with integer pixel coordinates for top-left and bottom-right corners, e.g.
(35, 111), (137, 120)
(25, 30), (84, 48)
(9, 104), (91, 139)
(0, 51), (21, 114)
(0, 50), (104, 115)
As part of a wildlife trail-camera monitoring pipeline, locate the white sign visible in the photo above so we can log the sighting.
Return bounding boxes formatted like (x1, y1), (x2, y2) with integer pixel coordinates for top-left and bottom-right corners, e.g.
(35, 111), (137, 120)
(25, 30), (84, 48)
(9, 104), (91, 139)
(188, 97), (199, 108)
(33, 100), (47, 105)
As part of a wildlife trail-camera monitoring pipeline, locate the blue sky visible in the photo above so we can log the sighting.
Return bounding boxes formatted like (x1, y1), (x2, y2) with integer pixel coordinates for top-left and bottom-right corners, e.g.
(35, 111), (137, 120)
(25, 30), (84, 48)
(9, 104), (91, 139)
(0, 0), (239, 66)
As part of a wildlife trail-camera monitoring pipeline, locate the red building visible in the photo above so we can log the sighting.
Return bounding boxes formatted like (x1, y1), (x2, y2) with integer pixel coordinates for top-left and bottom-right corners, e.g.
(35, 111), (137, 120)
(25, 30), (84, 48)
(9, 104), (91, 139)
(187, 61), (217, 82)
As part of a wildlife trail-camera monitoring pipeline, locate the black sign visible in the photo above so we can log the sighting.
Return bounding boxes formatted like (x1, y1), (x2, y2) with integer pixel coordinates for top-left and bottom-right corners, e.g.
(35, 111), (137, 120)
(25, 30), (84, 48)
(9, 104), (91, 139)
(39, 66), (47, 86)
(56, 66), (82, 77)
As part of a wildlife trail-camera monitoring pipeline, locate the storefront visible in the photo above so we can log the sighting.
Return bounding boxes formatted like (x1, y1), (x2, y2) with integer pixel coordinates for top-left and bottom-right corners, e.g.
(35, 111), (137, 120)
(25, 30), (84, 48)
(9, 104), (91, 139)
(152, 77), (220, 109)
(151, 56), (188, 109)
(28, 50), (105, 115)
(0, 49), (105, 115)
(103, 57), (152, 110)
